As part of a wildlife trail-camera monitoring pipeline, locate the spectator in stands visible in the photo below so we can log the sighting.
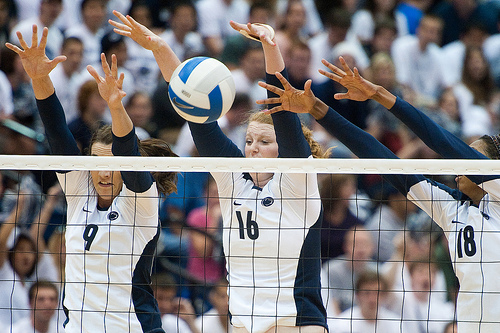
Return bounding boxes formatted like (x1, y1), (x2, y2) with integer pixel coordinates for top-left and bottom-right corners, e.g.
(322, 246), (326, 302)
(432, 0), (499, 46)
(9, 280), (63, 333)
(124, 91), (156, 139)
(319, 174), (365, 261)
(286, 41), (312, 95)
(321, 226), (376, 316)
(328, 270), (400, 332)
(362, 17), (398, 59)
(186, 176), (225, 313)
(401, 259), (455, 333)
(308, 8), (352, 84)
(0, 46), (39, 130)
(0, 0), (16, 47)
(151, 272), (200, 333)
(10, 0), (63, 59)
(0, 194), (59, 328)
(391, 13), (450, 106)
(230, 43), (266, 109)
(274, 0), (308, 65)
(49, 37), (84, 123)
(159, 1), (204, 62)
(365, 186), (417, 262)
(453, 46), (498, 143)
(441, 23), (490, 86)
(67, 80), (107, 152)
(220, 1), (272, 69)
(350, 0), (408, 46)
(195, 279), (231, 333)
(396, 0), (434, 35)
(483, 13), (500, 87)
(65, 0), (107, 68)
(196, 0), (249, 57)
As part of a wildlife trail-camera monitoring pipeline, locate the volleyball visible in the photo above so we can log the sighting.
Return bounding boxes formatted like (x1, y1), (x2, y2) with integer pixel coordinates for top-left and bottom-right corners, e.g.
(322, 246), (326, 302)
(168, 57), (236, 123)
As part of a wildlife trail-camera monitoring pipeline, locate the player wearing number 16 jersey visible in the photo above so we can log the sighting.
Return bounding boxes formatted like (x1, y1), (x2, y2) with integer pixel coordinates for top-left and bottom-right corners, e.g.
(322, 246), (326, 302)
(257, 57), (500, 333)
(7, 25), (177, 332)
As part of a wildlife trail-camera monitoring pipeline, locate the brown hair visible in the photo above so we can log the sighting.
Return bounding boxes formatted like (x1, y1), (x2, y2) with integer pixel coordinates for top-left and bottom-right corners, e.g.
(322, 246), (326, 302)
(355, 270), (388, 293)
(89, 125), (178, 195)
(461, 46), (496, 106)
(248, 112), (331, 159)
(479, 134), (500, 160)
(77, 80), (99, 115)
(28, 280), (58, 304)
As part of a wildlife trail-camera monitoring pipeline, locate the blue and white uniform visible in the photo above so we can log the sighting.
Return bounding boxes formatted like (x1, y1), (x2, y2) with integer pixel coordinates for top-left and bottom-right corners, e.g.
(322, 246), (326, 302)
(316, 97), (500, 333)
(188, 70), (327, 332)
(37, 94), (164, 333)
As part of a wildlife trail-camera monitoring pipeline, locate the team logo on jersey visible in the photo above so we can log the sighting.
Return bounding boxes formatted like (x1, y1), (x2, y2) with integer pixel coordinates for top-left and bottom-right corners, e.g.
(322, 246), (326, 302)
(261, 197), (274, 207)
(108, 211), (119, 221)
(233, 201), (242, 206)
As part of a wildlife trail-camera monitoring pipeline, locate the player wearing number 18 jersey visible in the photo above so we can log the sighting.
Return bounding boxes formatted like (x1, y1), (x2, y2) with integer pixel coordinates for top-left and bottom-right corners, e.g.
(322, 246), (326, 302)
(7, 25), (177, 332)
(257, 57), (500, 333)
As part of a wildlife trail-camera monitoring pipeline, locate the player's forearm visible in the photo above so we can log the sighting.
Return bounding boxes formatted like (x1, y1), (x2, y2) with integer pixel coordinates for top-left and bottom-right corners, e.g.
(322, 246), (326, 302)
(152, 40), (181, 82)
(32, 76), (55, 100)
(263, 42), (284, 75)
(109, 102), (134, 138)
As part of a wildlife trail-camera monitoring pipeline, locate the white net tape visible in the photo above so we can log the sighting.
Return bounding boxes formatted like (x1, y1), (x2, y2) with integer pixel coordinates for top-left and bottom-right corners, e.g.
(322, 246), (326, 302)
(0, 155), (499, 174)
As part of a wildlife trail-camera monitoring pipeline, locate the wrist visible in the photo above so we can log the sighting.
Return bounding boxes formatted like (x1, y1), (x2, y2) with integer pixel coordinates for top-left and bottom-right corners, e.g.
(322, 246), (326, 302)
(310, 98), (328, 120)
(372, 85), (397, 109)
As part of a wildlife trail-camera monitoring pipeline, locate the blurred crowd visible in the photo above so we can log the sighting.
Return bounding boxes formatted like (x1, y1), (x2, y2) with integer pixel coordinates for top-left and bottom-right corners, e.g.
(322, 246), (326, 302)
(0, 0), (500, 332)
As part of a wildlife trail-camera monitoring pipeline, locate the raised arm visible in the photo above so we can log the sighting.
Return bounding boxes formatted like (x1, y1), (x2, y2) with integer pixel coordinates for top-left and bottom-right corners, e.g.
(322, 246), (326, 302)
(87, 53), (153, 192)
(109, 10), (181, 82)
(230, 21), (310, 158)
(320, 57), (489, 161)
(257, 73), (425, 194)
(6, 25), (79, 155)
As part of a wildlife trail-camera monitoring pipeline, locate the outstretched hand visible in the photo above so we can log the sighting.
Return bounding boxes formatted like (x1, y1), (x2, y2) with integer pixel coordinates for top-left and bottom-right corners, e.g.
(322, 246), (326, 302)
(229, 21), (275, 46)
(5, 25), (66, 80)
(87, 53), (126, 108)
(256, 72), (316, 114)
(319, 57), (378, 101)
(109, 10), (164, 51)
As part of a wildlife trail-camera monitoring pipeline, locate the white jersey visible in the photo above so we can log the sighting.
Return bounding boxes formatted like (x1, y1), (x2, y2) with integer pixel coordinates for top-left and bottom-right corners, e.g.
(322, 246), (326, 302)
(212, 167), (325, 333)
(408, 178), (500, 332)
(57, 170), (161, 333)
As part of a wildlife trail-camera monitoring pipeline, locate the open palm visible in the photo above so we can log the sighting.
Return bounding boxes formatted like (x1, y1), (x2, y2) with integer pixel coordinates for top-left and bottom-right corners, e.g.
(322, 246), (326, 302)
(109, 10), (163, 51)
(5, 25), (65, 80)
(320, 57), (377, 101)
(87, 54), (126, 108)
(257, 72), (316, 114)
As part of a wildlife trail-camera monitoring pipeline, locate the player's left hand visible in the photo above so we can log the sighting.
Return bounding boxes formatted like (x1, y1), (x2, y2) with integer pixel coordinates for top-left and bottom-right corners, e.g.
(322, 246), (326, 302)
(257, 72), (316, 114)
(109, 10), (164, 51)
(87, 53), (126, 108)
(230, 21), (275, 46)
(320, 57), (378, 101)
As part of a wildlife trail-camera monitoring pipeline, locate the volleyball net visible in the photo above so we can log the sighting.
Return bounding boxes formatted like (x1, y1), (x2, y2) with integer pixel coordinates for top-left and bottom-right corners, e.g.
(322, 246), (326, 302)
(0, 155), (497, 332)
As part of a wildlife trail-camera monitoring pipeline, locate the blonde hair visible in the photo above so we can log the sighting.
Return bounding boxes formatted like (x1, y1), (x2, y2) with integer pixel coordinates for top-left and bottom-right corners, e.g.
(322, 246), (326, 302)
(248, 112), (331, 159)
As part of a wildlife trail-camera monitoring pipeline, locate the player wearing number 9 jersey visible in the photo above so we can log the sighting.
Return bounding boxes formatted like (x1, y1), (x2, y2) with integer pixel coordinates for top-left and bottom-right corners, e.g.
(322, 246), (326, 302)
(6, 25), (178, 333)
(258, 56), (500, 333)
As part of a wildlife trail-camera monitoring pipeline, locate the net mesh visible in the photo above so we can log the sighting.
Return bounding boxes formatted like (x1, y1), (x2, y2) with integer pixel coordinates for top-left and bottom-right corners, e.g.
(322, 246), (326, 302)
(0, 155), (497, 332)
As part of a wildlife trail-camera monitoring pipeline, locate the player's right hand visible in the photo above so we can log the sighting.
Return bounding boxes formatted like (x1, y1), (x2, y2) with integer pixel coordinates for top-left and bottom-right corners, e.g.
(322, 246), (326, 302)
(109, 10), (164, 51)
(5, 25), (66, 80)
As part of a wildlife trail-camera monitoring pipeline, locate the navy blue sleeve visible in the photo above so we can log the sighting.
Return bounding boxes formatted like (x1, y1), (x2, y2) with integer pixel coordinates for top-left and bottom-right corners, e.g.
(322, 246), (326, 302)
(112, 128), (154, 193)
(317, 107), (425, 195)
(390, 97), (488, 159)
(36, 93), (80, 155)
(188, 121), (243, 158)
(389, 97), (499, 183)
(267, 69), (311, 158)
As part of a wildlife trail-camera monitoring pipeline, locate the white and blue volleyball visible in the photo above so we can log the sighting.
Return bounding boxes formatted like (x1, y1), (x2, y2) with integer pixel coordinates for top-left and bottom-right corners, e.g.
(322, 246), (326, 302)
(168, 57), (236, 123)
